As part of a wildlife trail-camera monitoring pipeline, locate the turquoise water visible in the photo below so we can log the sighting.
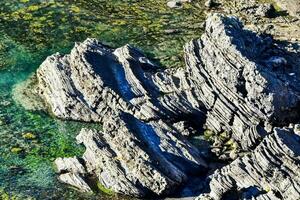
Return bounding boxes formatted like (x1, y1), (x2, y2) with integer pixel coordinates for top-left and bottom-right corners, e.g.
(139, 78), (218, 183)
(0, 0), (206, 199)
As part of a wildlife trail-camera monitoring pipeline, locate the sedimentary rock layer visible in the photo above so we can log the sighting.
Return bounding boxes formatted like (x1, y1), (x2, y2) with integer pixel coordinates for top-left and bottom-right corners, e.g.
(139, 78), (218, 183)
(37, 39), (204, 123)
(197, 125), (300, 200)
(36, 38), (207, 197)
(184, 13), (300, 150)
(20, 12), (300, 198)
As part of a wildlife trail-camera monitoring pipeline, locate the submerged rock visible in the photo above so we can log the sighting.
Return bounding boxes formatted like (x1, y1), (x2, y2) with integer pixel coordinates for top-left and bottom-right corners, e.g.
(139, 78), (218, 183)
(196, 126), (300, 200)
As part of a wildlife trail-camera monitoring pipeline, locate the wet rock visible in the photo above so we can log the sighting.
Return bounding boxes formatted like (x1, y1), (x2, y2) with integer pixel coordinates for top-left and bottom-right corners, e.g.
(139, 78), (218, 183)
(184, 13), (300, 150)
(196, 126), (300, 200)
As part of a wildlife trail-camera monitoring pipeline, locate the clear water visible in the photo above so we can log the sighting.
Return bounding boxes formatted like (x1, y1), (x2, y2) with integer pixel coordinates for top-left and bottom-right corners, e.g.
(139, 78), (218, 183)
(0, 0), (206, 199)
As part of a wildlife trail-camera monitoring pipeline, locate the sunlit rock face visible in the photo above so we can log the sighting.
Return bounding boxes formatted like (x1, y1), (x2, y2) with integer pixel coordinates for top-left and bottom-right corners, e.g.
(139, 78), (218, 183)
(29, 13), (300, 199)
(184, 14), (300, 150)
(197, 125), (300, 200)
(37, 38), (205, 123)
(36, 38), (207, 197)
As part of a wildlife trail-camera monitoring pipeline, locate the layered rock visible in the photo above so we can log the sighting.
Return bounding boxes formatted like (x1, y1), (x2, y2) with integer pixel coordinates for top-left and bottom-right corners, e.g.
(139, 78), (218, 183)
(196, 126), (300, 200)
(55, 112), (206, 197)
(19, 12), (300, 199)
(35, 38), (207, 196)
(184, 14), (300, 150)
(37, 39), (204, 123)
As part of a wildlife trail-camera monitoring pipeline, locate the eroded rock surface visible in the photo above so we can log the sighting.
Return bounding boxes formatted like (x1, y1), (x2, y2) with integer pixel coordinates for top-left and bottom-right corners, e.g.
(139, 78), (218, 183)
(35, 38), (207, 197)
(197, 126), (300, 200)
(184, 13), (300, 150)
(19, 12), (300, 199)
(37, 38), (204, 123)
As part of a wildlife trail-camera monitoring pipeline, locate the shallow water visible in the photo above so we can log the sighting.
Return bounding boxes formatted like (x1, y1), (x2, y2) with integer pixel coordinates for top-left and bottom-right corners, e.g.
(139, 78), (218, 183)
(0, 0), (206, 199)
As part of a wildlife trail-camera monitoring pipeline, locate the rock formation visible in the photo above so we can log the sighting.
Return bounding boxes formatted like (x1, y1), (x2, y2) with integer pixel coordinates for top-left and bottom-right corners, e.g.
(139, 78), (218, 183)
(17, 12), (300, 199)
(184, 13), (300, 150)
(196, 125), (300, 200)
(35, 38), (207, 197)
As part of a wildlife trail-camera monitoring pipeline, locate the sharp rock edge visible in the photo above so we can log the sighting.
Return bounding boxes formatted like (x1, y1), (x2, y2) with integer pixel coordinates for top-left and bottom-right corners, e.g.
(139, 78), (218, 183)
(184, 13), (300, 150)
(196, 125), (300, 200)
(23, 13), (300, 198)
(37, 38), (207, 196)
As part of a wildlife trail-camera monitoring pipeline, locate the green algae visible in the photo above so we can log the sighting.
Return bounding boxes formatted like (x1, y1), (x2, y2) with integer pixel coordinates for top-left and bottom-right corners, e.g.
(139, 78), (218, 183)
(0, 0), (206, 69)
(0, 0), (207, 199)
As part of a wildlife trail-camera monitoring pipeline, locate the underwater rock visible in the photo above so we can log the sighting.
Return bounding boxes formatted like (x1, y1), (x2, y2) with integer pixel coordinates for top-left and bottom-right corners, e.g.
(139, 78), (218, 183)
(184, 13), (300, 150)
(196, 125), (300, 200)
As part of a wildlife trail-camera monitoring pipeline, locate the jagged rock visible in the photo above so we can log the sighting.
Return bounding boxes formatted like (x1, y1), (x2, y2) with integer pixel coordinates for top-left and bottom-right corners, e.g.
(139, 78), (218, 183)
(196, 126), (300, 200)
(184, 13), (300, 150)
(18, 12), (300, 199)
(55, 157), (92, 193)
(56, 112), (206, 197)
(35, 38), (207, 196)
(37, 38), (204, 124)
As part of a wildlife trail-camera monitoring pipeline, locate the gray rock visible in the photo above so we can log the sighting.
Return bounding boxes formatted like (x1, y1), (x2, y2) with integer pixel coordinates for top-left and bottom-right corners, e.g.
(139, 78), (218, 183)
(55, 157), (92, 193)
(37, 39), (204, 124)
(56, 112), (206, 197)
(35, 38), (207, 196)
(19, 12), (300, 199)
(184, 13), (300, 150)
(196, 126), (300, 200)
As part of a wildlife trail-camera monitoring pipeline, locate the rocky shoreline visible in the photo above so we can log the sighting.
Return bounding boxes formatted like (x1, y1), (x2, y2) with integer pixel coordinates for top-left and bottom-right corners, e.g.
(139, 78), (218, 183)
(15, 1), (300, 199)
